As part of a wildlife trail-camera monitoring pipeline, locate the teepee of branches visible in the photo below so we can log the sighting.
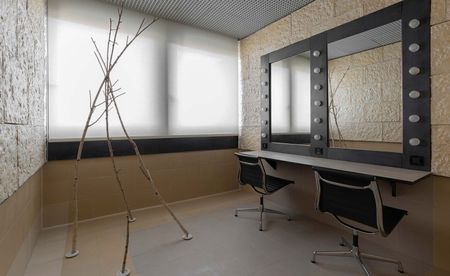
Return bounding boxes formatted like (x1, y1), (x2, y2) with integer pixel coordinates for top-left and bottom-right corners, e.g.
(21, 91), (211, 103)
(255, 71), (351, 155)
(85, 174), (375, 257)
(64, 4), (192, 275)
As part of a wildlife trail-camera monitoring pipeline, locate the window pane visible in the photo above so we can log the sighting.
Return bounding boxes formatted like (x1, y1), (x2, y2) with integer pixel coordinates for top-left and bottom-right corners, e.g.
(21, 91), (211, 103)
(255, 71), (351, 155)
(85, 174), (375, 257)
(48, 0), (238, 141)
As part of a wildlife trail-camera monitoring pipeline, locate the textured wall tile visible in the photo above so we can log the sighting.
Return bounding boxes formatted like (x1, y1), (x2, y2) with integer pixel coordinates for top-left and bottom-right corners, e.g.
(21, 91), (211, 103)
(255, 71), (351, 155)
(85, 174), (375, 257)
(365, 59), (401, 83)
(240, 53), (249, 80)
(241, 101), (261, 127)
(329, 55), (352, 73)
(326, 7), (364, 32)
(240, 32), (262, 59)
(335, 0), (363, 16)
(334, 67), (365, 88)
(334, 104), (366, 123)
(432, 125), (450, 146)
(383, 42), (401, 61)
(291, 0), (333, 42)
(351, 47), (383, 66)
(0, 125), (19, 203)
(0, 0), (47, 203)
(431, 0), (447, 25)
(18, 125), (46, 185)
(431, 72), (450, 125)
(383, 122), (402, 142)
(364, 102), (400, 122)
(335, 122), (383, 141)
(431, 21), (450, 76)
(447, 0), (450, 20)
(361, 0), (401, 15)
(260, 16), (291, 55)
(432, 144), (450, 177)
(431, 125), (450, 177)
(382, 80), (402, 102)
(239, 126), (261, 150)
(242, 78), (260, 103)
(353, 83), (383, 104)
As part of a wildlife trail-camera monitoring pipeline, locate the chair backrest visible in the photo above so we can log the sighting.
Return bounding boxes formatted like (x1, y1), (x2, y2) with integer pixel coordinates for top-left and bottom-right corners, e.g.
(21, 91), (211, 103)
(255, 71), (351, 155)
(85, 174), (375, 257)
(236, 154), (264, 189)
(313, 168), (384, 234)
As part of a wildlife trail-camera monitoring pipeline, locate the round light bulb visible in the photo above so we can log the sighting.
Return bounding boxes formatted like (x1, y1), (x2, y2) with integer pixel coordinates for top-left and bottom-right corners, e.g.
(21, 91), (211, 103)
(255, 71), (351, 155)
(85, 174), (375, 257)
(313, 117), (322, 124)
(313, 134), (322, 141)
(409, 19), (420, 29)
(261, 81), (268, 86)
(408, 43), (420, 53)
(409, 67), (420, 75)
(313, 67), (321, 74)
(314, 100), (322, 107)
(409, 90), (421, 99)
(261, 120), (268, 125)
(313, 50), (321, 57)
(261, 107), (268, 112)
(409, 138), (421, 146)
(409, 115), (420, 123)
(261, 68), (268, 73)
(261, 133), (267, 138)
(314, 84), (322, 91)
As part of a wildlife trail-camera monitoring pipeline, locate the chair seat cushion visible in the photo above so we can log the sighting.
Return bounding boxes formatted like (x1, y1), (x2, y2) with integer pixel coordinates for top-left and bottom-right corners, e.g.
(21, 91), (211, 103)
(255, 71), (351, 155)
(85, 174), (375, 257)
(382, 206), (408, 235)
(265, 175), (293, 193)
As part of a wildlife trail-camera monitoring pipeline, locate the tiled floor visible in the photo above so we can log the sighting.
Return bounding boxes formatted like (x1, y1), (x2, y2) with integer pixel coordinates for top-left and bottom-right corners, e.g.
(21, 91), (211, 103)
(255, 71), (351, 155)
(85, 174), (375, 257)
(24, 189), (447, 276)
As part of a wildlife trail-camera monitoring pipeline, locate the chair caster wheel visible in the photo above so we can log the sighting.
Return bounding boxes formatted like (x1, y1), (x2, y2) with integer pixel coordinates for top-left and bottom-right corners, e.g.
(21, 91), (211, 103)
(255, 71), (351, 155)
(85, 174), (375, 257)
(398, 270), (404, 274)
(339, 242), (345, 247)
(311, 260), (316, 264)
(259, 229), (263, 231)
(287, 218), (292, 221)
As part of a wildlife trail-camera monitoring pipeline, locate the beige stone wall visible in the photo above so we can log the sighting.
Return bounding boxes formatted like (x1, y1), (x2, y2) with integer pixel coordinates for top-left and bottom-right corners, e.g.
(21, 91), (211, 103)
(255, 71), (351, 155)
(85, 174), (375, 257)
(43, 149), (239, 227)
(328, 43), (402, 146)
(0, 0), (48, 203)
(239, 0), (401, 151)
(239, 0), (450, 272)
(239, 0), (450, 177)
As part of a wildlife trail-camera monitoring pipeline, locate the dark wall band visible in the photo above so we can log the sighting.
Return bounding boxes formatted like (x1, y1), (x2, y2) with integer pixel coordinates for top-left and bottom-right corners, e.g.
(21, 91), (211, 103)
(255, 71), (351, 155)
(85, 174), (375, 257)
(48, 136), (238, 161)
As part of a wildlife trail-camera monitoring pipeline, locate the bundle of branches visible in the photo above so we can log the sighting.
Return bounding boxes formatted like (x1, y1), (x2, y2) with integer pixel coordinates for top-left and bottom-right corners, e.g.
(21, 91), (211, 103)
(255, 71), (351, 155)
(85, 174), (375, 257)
(64, 4), (192, 275)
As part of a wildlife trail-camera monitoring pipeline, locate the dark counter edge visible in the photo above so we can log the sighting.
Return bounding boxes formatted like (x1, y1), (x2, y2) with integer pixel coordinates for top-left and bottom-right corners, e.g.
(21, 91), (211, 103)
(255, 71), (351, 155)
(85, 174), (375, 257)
(48, 136), (238, 161)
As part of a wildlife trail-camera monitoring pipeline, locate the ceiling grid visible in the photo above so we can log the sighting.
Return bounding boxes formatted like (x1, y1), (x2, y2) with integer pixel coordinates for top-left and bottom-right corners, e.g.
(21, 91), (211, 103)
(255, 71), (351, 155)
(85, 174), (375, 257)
(104, 0), (314, 39)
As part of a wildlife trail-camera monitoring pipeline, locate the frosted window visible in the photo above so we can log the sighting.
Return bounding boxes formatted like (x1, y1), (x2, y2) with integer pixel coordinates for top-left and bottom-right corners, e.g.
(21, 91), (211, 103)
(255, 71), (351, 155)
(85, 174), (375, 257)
(48, 0), (238, 141)
(270, 52), (311, 144)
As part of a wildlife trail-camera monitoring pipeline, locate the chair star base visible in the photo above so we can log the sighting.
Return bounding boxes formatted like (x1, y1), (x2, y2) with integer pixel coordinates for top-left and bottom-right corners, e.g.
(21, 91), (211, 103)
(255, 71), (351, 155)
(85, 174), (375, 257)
(234, 195), (291, 231)
(311, 234), (404, 276)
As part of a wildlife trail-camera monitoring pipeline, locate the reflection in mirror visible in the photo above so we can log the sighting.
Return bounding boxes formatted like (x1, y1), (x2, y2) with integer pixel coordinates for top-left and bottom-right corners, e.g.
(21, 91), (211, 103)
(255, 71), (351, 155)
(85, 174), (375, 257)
(270, 51), (311, 145)
(327, 20), (402, 153)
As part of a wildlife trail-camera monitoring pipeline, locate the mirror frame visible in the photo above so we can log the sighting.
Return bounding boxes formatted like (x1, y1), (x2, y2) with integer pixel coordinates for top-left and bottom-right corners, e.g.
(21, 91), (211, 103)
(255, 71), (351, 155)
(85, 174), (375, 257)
(260, 0), (431, 171)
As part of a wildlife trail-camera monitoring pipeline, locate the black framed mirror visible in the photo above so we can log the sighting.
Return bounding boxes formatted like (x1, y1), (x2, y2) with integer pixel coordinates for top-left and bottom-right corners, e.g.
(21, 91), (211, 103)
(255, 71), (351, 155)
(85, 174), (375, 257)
(260, 0), (431, 171)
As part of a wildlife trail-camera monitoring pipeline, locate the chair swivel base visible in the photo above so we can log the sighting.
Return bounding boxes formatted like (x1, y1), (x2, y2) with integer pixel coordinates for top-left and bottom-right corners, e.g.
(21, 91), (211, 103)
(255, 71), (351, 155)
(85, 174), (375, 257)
(234, 195), (291, 231)
(311, 236), (404, 276)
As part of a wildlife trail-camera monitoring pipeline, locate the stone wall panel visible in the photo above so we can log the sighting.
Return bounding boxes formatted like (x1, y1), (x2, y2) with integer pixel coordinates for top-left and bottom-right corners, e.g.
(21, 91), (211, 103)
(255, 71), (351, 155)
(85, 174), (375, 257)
(364, 102), (400, 122)
(0, 0), (47, 204)
(431, 21), (450, 76)
(431, 72), (450, 125)
(0, 125), (19, 203)
(18, 125), (46, 185)
(382, 122), (402, 143)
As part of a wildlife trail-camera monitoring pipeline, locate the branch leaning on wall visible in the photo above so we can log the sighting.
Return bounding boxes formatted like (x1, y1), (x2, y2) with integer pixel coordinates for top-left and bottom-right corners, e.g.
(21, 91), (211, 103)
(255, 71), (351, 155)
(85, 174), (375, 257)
(328, 66), (350, 148)
(65, 3), (193, 274)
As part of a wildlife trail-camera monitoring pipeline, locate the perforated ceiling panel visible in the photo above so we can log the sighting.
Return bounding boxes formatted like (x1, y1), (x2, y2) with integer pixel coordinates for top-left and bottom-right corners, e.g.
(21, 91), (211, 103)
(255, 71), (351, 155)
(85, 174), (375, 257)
(103, 0), (314, 39)
(328, 20), (402, 59)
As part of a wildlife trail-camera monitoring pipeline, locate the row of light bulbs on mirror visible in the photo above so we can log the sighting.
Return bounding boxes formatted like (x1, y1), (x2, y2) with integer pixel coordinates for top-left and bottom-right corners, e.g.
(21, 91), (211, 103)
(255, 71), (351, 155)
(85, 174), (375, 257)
(261, 18), (424, 146)
(407, 18), (423, 147)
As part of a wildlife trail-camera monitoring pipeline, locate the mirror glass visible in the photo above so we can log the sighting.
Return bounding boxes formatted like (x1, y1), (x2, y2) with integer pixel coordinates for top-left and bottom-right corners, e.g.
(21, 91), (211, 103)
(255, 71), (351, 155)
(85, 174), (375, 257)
(270, 51), (311, 145)
(327, 20), (402, 153)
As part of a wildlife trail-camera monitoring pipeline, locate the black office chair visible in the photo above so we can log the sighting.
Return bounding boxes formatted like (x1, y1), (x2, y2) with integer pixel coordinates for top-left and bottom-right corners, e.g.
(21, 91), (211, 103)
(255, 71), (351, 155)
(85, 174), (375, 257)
(234, 153), (294, 231)
(311, 168), (407, 276)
